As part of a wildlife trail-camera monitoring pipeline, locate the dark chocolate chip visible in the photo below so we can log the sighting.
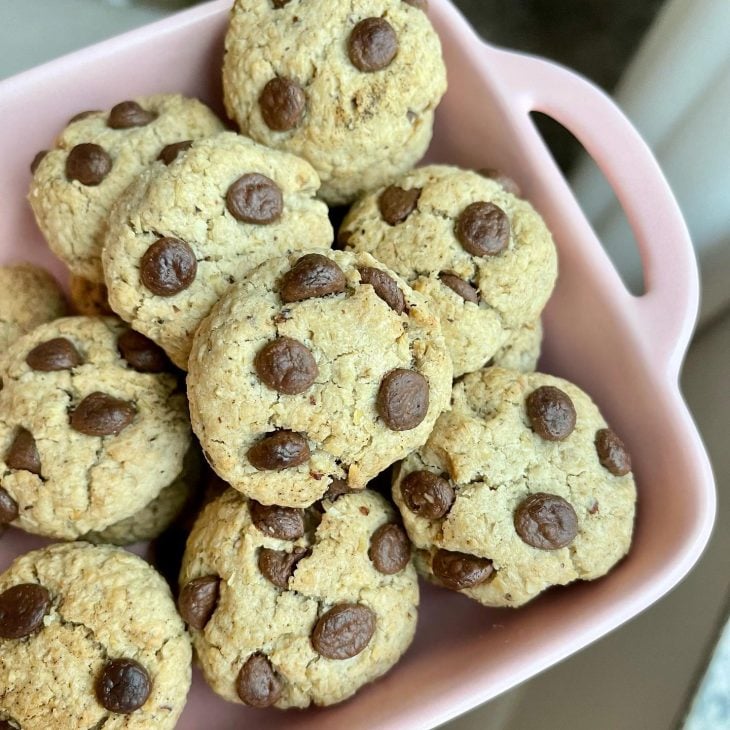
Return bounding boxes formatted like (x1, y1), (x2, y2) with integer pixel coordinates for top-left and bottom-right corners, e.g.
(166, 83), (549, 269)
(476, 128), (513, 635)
(400, 470), (454, 519)
(117, 329), (169, 373)
(95, 658), (151, 713)
(259, 77), (306, 131)
(526, 386), (576, 441)
(69, 109), (100, 123)
(514, 492), (578, 550)
(348, 18), (398, 73)
(0, 488), (19, 524)
(178, 575), (220, 630)
(26, 337), (83, 372)
(255, 337), (318, 395)
(271, 0), (291, 6)
(358, 266), (405, 314)
(70, 392), (135, 436)
(247, 431), (310, 471)
(377, 369), (429, 431)
(226, 173), (283, 224)
(65, 143), (112, 185)
(439, 273), (479, 303)
(378, 185), (421, 225)
(432, 549), (494, 590)
(595, 428), (632, 476)
(369, 523), (411, 574)
(455, 201), (510, 256)
(6, 428), (41, 475)
(249, 501), (305, 540)
(477, 168), (522, 197)
(157, 140), (193, 165)
(140, 237), (197, 297)
(0, 583), (51, 639)
(311, 603), (375, 659)
(258, 546), (308, 588)
(30, 150), (48, 174)
(279, 253), (346, 303)
(107, 101), (157, 129)
(323, 478), (354, 501)
(236, 654), (283, 708)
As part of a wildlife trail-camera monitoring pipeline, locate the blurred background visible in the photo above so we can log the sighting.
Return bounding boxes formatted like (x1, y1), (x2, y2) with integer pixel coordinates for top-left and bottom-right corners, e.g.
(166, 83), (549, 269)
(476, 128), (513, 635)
(1, 1), (728, 728)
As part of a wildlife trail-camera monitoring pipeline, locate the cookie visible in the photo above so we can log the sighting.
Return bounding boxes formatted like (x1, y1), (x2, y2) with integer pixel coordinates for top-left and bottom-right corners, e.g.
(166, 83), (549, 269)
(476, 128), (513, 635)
(222, 0), (447, 204)
(392, 367), (636, 607)
(489, 319), (542, 372)
(0, 542), (191, 729)
(28, 94), (224, 283)
(0, 317), (191, 539)
(179, 487), (418, 708)
(0, 264), (67, 352)
(341, 165), (558, 377)
(188, 248), (451, 507)
(102, 131), (333, 368)
(69, 275), (114, 316)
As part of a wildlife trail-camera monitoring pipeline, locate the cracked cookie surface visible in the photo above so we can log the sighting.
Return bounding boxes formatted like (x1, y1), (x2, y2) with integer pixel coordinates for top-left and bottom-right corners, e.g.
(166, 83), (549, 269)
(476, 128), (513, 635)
(179, 487), (418, 708)
(489, 319), (542, 373)
(392, 367), (637, 607)
(0, 317), (191, 539)
(341, 165), (557, 377)
(187, 248), (451, 507)
(222, 0), (447, 204)
(0, 542), (191, 729)
(102, 131), (333, 369)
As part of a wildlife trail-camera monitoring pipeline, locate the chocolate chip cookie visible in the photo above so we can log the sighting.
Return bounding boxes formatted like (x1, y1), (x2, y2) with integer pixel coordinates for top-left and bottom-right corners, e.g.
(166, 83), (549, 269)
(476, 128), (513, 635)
(0, 317), (192, 539)
(179, 487), (418, 708)
(188, 248), (451, 507)
(102, 131), (333, 368)
(392, 367), (636, 607)
(222, 0), (447, 204)
(341, 165), (558, 377)
(0, 542), (191, 729)
(489, 319), (542, 372)
(28, 94), (224, 283)
(69, 275), (114, 316)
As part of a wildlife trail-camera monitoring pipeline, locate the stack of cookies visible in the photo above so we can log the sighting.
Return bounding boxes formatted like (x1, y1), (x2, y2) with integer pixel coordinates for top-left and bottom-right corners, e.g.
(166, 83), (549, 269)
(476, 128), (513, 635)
(0, 1), (637, 726)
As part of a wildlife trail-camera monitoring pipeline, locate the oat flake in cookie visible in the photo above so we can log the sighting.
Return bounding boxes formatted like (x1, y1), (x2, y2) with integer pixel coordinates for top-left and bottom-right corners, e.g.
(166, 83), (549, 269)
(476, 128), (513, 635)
(392, 367), (637, 607)
(179, 488), (417, 708)
(0, 542), (190, 729)
(187, 249), (451, 507)
(222, 0), (447, 204)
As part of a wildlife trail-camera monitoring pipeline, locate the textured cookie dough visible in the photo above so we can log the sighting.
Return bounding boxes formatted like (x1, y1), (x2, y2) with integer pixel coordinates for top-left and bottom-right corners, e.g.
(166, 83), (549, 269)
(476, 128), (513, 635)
(28, 94), (224, 283)
(70, 275), (114, 316)
(0, 542), (191, 729)
(0, 317), (191, 539)
(392, 367), (636, 607)
(0, 264), (67, 352)
(222, 0), (447, 204)
(489, 320), (542, 373)
(179, 487), (418, 708)
(188, 248), (451, 507)
(341, 165), (558, 377)
(102, 131), (333, 368)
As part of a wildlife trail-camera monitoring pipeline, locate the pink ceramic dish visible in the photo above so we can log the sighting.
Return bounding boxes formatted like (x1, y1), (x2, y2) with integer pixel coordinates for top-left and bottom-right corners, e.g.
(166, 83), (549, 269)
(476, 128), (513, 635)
(0, 1), (716, 728)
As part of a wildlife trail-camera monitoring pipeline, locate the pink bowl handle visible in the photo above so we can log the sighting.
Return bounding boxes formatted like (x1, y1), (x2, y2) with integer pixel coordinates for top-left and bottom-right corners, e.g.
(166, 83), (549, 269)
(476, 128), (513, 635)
(493, 50), (699, 375)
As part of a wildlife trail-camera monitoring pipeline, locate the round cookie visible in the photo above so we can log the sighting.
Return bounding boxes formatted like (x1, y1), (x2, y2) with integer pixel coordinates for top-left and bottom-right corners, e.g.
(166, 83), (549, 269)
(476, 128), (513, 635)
(341, 165), (558, 377)
(70, 275), (114, 316)
(102, 131), (333, 368)
(179, 487), (418, 708)
(392, 367), (636, 607)
(188, 248), (451, 507)
(489, 319), (542, 373)
(0, 542), (191, 729)
(222, 0), (447, 204)
(28, 94), (224, 283)
(0, 317), (191, 539)
(0, 264), (67, 352)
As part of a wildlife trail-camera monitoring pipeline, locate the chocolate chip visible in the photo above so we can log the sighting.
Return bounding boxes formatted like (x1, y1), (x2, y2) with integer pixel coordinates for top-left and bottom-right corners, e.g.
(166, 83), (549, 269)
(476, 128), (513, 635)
(255, 337), (318, 395)
(311, 603), (375, 659)
(117, 329), (169, 373)
(0, 488), (19, 524)
(6, 428), (41, 475)
(30, 150), (47, 174)
(69, 109), (100, 123)
(378, 185), (421, 225)
(595, 428), (632, 476)
(26, 337), (83, 371)
(477, 168), (522, 197)
(0, 583), (51, 639)
(236, 654), (283, 708)
(526, 386), (576, 441)
(247, 431), (310, 471)
(259, 77), (306, 132)
(157, 140), (193, 165)
(178, 575), (220, 630)
(65, 143), (112, 185)
(369, 524), (410, 574)
(107, 101), (157, 129)
(258, 546), (308, 588)
(439, 273), (479, 303)
(280, 253), (347, 303)
(272, 0), (291, 6)
(431, 549), (494, 590)
(140, 237), (197, 297)
(226, 173), (283, 224)
(455, 202), (510, 256)
(323, 478), (353, 501)
(249, 500), (305, 540)
(400, 470), (454, 519)
(0, 719), (14, 729)
(358, 266), (405, 314)
(95, 658), (151, 713)
(70, 392), (135, 436)
(377, 369), (429, 431)
(514, 492), (578, 550)
(348, 18), (398, 73)
(404, 0), (428, 9)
